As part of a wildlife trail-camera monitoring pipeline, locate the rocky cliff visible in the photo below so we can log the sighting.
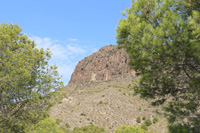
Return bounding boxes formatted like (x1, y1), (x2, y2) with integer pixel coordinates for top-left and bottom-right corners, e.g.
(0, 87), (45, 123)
(69, 45), (135, 83)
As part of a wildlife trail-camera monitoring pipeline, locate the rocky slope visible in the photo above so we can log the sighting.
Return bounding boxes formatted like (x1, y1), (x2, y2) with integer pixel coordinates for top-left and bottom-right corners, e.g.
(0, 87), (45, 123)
(69, 45), (135, 83)
(50, 45), (168, 133)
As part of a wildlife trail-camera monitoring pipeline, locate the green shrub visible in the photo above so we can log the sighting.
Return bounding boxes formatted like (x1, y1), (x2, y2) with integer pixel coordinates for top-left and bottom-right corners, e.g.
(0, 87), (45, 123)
(145, 119), (152, 126)
(65, 122), (70, 128)
(114, 125), (149, 133)
(56, 119), (62, 124)
(153, 117), (158, 124)
(72, 124), (106, 133)
(27, 118), (68, 133)
(141, 124), (148, 131)
(80, 113), (86, 116)
(136, 116), (141, 123)
(168, 124), (198, 133)
(57, 127), (69, 133)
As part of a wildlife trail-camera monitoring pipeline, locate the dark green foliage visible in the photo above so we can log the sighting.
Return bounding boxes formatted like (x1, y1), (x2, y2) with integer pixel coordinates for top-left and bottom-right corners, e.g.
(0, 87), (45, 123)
(141, 124), (148, 131)
(80, 113), (86, 116)
(153, 117), (158, 124)
(145, 119), (152, 126)
(136, 116), (141, 123)
(72, 124), (106, 133)
(65, 122), (70, 128)
(0, 23), (64, 132)
(168, 124), (198, 133)
(116, 0), (200, 130)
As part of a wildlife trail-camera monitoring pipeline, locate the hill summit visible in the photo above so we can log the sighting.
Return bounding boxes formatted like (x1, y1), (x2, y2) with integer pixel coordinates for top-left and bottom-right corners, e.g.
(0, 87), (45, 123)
(69, 45), (135, 83)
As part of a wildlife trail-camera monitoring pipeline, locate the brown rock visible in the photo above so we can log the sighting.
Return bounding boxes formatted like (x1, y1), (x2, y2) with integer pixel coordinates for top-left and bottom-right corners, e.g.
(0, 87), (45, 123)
(69, 45), (135, 83)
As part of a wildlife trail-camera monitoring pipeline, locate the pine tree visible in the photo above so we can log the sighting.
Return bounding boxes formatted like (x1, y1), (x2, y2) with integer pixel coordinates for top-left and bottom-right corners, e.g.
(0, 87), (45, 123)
(0, 23), (64, 132)
(116, 0), (200, 132)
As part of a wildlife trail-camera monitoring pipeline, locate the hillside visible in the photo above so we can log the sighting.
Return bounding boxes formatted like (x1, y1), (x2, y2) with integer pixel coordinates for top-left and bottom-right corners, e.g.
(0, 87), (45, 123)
(50, 45), (168, 133)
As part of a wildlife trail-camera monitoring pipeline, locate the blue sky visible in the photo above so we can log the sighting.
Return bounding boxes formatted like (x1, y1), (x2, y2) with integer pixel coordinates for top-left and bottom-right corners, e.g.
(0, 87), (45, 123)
(0, 0), (131, 85)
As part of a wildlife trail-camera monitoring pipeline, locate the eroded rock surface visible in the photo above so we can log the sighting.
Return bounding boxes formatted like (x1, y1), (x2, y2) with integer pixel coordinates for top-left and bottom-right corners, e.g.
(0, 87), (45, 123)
(69, 45), (135, 83)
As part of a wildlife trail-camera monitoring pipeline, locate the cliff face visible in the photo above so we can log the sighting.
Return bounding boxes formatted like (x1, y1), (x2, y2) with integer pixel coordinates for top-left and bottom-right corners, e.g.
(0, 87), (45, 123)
(69, 45), (135, 83)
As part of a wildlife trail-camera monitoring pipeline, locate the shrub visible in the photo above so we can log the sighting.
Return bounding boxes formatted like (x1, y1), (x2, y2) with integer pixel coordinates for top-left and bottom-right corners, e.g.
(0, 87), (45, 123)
(153, 117), (158, 124)
(27, 118), (68, 133)
(80, 113), (86, 116)
(141, 124), (148, 131)
(56, 119), (62, 124)
(72, 124), (106, 133)
(114, 125), (149, 133)
(145, 119), (152, 126)
(65, 122), (70, 128)
(168, 124), (197, 133)
(136, 116), (141, 123)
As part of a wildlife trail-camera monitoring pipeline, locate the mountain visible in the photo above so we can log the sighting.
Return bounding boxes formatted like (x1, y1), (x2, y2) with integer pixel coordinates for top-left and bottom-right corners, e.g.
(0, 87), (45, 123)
(50, 45), (168, 133)
(69, 45), (134, 83)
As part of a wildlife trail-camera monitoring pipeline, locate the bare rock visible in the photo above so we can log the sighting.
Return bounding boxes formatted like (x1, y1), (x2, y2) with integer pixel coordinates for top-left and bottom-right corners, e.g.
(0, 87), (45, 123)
(69, 45), (135, 83)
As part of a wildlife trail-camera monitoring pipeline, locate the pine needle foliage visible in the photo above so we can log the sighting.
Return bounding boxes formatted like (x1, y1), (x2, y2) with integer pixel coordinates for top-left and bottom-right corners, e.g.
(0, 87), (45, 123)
(0, 23), (64, 132)
(116, 0), (200, 132)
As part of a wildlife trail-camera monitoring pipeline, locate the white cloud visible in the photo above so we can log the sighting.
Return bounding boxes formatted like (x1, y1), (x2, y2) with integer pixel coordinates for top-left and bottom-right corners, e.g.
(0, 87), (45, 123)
(29, 36), (87, 85)
(67, 44), (86, 54)
(68, 38), (78, 42)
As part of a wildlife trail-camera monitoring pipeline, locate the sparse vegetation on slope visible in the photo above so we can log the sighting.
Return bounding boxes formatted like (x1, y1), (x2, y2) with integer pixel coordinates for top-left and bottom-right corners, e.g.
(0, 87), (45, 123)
(50, 75), (168, 133)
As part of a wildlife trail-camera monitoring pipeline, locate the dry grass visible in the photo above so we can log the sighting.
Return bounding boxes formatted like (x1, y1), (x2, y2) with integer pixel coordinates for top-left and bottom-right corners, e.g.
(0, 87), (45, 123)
(49, 75), (168, 133)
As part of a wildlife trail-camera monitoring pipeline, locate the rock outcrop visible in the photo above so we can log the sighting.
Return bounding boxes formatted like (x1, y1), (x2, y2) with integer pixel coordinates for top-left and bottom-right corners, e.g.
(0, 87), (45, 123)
(69, 45), (135, 83)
